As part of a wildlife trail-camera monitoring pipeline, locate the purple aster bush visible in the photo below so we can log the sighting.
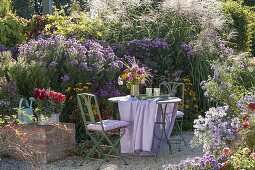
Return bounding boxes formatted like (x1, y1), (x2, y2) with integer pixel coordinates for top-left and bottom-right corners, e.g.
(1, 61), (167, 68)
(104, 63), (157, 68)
(111, 38), (170, 72)
(17, 35), (123, 90)
(96, 81), (121, 98)
(191, 106), (240, 156)
(18, 35), (65, 64)
(180, 43), (196, 59)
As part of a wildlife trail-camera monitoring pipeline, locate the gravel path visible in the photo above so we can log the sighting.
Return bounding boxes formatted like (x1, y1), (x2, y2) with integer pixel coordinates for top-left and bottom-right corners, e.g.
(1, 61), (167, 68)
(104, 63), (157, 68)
(45, 132), (203, 170)
(0, 132), (202, 170)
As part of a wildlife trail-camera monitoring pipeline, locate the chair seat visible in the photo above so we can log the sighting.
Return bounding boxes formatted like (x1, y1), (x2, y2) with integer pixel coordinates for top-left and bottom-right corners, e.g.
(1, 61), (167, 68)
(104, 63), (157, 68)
(176, 111), (184, 118)
(87, 120), (129, 132)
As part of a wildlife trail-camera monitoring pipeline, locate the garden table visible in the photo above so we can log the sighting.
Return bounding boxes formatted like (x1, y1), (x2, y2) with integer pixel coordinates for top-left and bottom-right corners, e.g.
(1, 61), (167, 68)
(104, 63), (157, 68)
(108, 95), (181, 154)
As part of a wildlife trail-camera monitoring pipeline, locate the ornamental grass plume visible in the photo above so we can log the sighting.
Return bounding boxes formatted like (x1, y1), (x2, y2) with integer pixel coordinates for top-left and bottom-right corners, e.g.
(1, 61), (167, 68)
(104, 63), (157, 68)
(161, 0), (227, 30)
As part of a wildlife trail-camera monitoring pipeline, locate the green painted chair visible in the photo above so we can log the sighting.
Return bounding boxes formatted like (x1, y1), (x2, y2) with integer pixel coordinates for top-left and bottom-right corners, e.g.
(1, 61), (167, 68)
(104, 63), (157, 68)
(159, 82), (187, 151)
(77, 93), (129, 169)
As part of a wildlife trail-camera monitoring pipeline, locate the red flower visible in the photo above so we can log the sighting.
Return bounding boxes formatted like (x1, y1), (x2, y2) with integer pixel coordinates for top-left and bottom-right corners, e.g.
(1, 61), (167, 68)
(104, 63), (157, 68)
(248, 103), (255, 111)
(48, 90), (66, 103)
(34, 88), (48, 100)
(222, 161), (230, 167)
(223, 147), (230, 156)
(242, 121), (250, 128)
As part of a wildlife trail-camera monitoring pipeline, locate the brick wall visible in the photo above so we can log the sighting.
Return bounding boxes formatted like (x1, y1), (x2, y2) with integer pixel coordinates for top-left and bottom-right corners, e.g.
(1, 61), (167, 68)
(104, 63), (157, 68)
(13, 123), (76, 164)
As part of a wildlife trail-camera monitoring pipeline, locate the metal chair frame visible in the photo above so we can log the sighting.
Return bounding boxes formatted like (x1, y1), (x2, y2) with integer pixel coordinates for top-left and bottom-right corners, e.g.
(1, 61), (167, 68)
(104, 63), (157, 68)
(77, 93), (128, 169)
(159, 82), (187, 151)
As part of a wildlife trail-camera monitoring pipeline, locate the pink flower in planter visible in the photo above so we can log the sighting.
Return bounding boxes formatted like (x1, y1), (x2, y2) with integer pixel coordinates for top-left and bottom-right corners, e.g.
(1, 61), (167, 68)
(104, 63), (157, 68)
(34, 88), (48, 100)
(48, 90), (66, 103)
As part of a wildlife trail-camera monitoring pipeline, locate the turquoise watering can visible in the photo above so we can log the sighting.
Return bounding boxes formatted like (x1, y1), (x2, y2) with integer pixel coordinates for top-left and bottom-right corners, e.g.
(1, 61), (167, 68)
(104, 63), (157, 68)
(18, 97), (35, 124)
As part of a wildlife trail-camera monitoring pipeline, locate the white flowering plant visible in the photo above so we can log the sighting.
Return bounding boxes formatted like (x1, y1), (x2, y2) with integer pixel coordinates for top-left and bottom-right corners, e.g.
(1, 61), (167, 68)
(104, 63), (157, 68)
(191, 106), (240, 156)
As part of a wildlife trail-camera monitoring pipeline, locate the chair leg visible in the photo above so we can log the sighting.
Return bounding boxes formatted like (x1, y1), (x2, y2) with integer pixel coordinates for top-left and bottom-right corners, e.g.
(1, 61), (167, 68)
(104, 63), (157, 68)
(102, 131), (128, 166)
(176, 117), (187, 152)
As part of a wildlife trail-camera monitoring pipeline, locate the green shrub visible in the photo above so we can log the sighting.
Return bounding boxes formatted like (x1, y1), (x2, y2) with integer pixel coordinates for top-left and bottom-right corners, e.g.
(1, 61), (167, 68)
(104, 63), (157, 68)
(43, 9), (106, 40)
(11, 0), (35, 19)
(224, 1), (255, 54)
(6, 60), (51, 98)
(0, 14), (27, 47)
(0, 0), (11, 16)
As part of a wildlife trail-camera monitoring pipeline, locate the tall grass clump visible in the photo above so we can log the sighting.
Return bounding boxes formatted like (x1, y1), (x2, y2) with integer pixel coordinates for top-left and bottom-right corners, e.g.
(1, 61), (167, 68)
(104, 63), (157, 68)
(88, 0), (230, 112)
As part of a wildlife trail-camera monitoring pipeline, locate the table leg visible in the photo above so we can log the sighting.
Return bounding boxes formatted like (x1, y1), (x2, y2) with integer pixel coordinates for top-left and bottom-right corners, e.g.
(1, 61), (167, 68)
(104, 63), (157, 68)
(154, 103), (173, 155)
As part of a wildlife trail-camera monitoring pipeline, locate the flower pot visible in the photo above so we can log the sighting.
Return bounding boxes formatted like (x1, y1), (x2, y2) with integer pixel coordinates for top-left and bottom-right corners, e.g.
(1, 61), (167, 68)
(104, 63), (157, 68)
(130, 84), (140, 96)
(50, 113), (60, 123)
(37, 114), (49, 125)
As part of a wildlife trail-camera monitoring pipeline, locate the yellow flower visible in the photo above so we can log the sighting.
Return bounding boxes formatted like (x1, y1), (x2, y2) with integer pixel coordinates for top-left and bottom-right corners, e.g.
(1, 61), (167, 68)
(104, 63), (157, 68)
(185, 105), (190, 109)
(86, 82), (92, 85)
(194, 105), (198, 109)
(73, 88), (83, 92)
(83, 86), (88, 90)
(65, 87), (72, 92)
(76, 82), (82, 86)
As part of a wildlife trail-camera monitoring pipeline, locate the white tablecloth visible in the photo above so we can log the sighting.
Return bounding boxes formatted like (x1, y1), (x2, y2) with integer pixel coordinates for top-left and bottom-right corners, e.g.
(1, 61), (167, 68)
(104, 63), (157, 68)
(115, 96), (178, 153)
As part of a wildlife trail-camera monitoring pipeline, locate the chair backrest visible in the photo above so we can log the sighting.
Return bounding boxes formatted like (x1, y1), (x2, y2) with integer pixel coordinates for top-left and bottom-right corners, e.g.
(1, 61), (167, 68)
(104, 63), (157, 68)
(77, 93), (103, 129)
(159, 82), (185, 112)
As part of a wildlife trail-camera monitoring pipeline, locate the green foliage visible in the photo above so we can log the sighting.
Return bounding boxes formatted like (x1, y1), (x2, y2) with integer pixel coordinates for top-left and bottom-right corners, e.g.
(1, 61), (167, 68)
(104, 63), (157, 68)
(224, 1), (255, 54)
(43, 9), (105, 40)
(0, 14), (27, 47)
(6, 60), (51, 98)
(0, 0), (11, 16)
(229, 147), (255, 169)
(11, 0), (35, 19)
(201, 55), (255, 115)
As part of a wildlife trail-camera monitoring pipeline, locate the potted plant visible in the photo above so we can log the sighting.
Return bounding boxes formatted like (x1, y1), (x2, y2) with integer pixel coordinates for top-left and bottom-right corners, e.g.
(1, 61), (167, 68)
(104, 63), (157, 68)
(33, 88), (66, 125)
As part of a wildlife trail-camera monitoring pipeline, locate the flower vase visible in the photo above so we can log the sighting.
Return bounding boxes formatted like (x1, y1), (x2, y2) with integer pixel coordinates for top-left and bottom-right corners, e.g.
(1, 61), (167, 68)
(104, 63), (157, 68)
(50, 113), (60, 123)
(130, 84), (140, 96)
(37, 114), (49, 125)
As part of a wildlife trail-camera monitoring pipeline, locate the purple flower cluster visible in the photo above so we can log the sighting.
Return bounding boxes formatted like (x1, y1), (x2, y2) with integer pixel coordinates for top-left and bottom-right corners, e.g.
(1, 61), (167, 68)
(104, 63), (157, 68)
(180, 43), (196, 59)
(0, 44), (9, 52)
(129, 38), (169, 50)
(96, 81), (121, 98)
(127, 38), (169, 58)
(163, 154), (227, 170)
(217, 41), (234, 58)
(19, 35), (65, 57)
(65, 38), (87, 57)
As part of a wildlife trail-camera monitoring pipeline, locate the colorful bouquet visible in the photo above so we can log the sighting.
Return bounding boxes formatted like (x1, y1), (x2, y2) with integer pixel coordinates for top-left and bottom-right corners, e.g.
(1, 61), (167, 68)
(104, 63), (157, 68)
(118, 57), (150, 88)
(34, 88), (66, 116)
